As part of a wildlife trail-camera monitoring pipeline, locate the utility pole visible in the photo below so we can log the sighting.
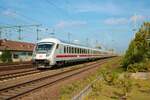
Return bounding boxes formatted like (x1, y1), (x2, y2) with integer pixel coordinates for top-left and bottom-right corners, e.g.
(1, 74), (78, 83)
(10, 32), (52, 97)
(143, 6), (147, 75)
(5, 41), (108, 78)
(17, 26), (22, 40)
(86, 38), (89, 46)
(4, 29), (8, 39)
(50, 28), (55, 37)
(0, 24), (42, 41)
(36, 25), (40, 41)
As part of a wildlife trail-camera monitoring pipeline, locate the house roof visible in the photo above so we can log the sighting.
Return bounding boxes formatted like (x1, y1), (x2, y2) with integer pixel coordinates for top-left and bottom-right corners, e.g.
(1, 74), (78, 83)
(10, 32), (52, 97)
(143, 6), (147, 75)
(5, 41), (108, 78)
(0, 39), (35, 52)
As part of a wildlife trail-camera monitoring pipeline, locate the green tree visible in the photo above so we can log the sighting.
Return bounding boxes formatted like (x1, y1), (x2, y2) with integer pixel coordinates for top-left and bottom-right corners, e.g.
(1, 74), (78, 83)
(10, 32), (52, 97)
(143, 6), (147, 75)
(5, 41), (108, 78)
(122, 22), (150, 70)
(0, 50), (12, 63)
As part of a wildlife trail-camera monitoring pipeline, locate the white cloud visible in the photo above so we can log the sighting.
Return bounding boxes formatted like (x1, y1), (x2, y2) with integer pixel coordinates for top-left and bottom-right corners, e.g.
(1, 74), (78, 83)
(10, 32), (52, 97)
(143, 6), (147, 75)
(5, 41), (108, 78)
(69, 2), (121, 15)
(54, 20), (87, 29)
(130, 15), (145, 22)
(104, 18), (128, 25)
(104, 15), (147, 25)
(1, 9), (18, 17)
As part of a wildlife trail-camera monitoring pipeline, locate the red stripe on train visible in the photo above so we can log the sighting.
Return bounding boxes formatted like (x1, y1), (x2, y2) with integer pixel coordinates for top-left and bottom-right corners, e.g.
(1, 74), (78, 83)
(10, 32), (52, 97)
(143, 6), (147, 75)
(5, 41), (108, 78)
(56, 55), (77, 58)
(56, 54), (102, 58)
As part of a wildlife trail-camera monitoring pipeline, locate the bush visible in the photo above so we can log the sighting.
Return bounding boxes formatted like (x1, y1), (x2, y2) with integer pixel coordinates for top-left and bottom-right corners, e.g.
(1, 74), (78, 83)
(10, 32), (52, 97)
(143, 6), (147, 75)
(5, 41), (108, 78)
(101, 69), (118, 85)
(145, 59), (150, 71)
(127, 62), (146, 72)
(122, 22), (150, 71)
(91, 80), (103, 96)
(126, 59), (150, 72)
(120, 73), (132, 99)
(0, 50), (12, 63)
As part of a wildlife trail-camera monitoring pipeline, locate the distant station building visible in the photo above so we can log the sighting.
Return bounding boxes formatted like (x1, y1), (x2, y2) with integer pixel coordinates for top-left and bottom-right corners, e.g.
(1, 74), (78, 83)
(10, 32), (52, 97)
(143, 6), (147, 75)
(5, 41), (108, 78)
(0, 39), (35, 62)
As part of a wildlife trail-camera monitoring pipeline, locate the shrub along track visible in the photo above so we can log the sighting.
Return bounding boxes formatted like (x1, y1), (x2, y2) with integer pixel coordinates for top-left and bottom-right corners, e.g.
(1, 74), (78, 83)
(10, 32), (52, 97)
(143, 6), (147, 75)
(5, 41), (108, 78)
(0, 58), (112, 100)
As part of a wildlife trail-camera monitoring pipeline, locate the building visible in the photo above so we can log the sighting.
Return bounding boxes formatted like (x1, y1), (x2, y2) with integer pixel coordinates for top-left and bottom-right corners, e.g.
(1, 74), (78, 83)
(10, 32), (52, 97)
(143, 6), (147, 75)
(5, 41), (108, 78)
(0, 39), (35, 62)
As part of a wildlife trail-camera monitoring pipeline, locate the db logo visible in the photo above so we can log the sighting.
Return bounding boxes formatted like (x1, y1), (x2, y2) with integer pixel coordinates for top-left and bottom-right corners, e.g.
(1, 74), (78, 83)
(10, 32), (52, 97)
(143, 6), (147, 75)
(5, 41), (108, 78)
(39, 55), (43, 58)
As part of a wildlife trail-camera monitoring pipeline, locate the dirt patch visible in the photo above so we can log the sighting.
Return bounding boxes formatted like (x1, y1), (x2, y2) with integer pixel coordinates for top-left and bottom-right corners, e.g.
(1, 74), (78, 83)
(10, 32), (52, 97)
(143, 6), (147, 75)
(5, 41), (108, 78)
(20, 61), (104, 100)
(130, 72), (150, 80)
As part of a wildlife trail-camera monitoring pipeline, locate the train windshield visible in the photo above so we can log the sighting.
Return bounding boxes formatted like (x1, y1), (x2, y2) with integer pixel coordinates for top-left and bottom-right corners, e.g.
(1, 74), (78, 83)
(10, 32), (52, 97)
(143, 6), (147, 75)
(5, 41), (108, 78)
(36, 43), (53, 52)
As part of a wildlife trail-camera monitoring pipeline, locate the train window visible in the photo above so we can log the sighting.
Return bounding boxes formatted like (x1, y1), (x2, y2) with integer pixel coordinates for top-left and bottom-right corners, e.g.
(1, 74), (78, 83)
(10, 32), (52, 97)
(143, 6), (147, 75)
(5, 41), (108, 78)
(64, 46), (66, 53)
(72, 47), (74, 53)
(75, 48), (77, 54)
(66, 46), (68, 53)
(68, 46), (69, 53)
(56, 44), (59, 49)
(76, 48), (78, 53)
(67, 47), (69, 53)
(73, 47), (75, 53)
(73, 48), (74, 54)
(69, 47), (71, 53)
(74, 48), (76, 54)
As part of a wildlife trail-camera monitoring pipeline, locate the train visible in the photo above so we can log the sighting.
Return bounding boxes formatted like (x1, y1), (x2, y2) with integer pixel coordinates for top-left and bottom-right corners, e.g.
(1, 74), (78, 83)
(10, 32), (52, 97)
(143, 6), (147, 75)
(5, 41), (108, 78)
(32, 37), (115, 68)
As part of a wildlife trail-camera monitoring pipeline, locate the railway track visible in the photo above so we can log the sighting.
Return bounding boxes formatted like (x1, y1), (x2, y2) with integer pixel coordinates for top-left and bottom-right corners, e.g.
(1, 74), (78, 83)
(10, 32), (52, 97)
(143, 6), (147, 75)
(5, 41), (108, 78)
(0, 63), (33, 72)
(0, 59), (110, 100)
(0, 68), (40, 81)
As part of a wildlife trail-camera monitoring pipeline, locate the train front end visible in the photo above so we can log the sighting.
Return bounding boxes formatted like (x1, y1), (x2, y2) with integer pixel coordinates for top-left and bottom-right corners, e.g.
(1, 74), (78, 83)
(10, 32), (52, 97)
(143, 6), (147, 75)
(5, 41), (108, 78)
(32, 42), (55, 69)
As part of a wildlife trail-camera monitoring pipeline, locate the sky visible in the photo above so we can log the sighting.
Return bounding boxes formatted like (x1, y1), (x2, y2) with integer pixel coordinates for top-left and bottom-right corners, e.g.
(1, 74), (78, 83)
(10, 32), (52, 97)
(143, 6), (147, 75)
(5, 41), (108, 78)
(0, 0), (150, 54)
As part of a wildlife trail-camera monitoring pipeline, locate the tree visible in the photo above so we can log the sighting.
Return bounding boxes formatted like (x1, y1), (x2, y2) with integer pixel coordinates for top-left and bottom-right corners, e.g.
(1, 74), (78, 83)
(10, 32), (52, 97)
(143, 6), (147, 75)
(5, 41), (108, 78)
(122, 22), (150, 70)
(0, 50), (12, 63)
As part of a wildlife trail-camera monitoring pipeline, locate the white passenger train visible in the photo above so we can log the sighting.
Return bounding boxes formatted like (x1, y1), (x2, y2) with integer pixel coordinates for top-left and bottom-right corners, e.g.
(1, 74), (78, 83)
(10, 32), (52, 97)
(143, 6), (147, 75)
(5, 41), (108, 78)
(32, 38), (114, 68)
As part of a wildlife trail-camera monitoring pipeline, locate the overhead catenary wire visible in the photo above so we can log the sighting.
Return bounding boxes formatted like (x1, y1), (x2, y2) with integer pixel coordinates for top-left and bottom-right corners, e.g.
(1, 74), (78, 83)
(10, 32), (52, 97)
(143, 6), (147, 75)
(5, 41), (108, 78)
(0, 24), (42, 40)
(0, 6), (45, 40)
(0, 6), (41, 24)
(45, 0), (73, 20)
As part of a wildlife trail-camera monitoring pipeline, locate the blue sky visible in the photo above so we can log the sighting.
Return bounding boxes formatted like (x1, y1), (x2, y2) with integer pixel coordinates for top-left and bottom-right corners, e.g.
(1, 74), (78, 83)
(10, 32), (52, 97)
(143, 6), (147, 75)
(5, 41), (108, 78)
(0, 0), (150, 53)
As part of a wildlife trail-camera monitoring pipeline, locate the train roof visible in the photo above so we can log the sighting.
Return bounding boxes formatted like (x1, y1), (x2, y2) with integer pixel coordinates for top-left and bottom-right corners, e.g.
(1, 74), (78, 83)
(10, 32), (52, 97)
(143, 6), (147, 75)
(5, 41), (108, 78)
(38, 38), (109, 52)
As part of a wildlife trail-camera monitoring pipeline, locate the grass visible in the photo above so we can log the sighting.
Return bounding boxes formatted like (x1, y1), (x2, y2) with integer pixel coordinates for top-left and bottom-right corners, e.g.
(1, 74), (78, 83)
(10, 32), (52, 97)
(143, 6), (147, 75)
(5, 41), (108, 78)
(59, 57), (122, 100)
(60, 57), (150, 100)
(85, 65), (150, 100)
(86, 78), (150, 100)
